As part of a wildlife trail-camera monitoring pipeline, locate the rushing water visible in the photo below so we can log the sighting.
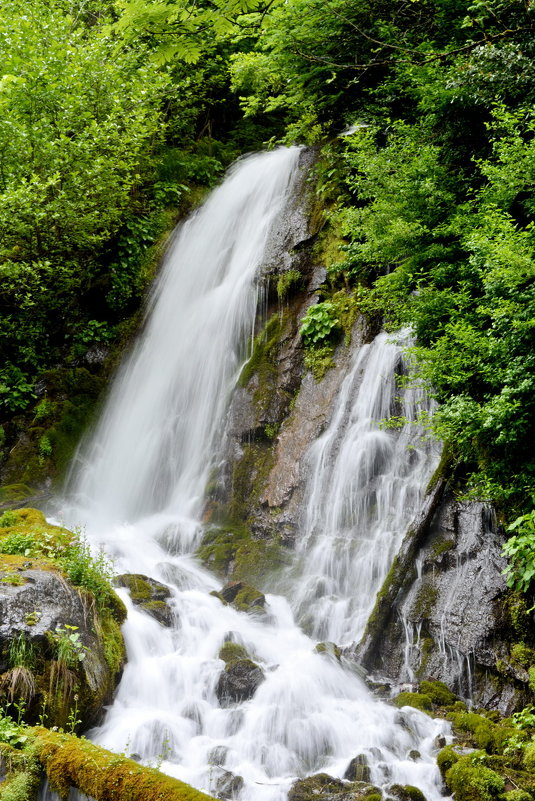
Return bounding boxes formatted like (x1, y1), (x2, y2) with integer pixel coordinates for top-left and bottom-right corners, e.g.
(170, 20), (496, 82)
(55, 149), (449, 801)
(292, 330), (439, 645)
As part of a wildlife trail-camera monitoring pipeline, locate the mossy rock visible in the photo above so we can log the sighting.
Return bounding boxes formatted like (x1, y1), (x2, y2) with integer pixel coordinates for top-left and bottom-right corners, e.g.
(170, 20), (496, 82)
(444, 753), (504, 801)
(449, 711), (524, 754)
(288, 774), (346, 801)
(217, 581), (266, 615)
(523, 741), (535, 772)
(218, 641), (249, 664)
(215, 657), (265, 705)
(418, 680), (456, 706)
(315, 642), (342, 661)
(198, 523), (286, 585)
(387, 785), (427, 801)
(344, 754), (370, 782)
(115, 573), (173, 627)
(503, 791), (533, 801)
(393, 692), (432, 712)
(437, 745), (460, 779)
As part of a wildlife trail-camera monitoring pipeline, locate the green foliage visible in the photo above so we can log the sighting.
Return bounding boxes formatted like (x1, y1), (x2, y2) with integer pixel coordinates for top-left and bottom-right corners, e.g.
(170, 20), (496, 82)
(49, 625), (88, 668)
(61, 539), (116, 613)
(300, 302), (340, 346)
(7, 635), (36, 671)
(0, 712), (28, 748)
(276, 269), (302, 300)
(0, 511), (18, 528)
(502, 510), (535, 594)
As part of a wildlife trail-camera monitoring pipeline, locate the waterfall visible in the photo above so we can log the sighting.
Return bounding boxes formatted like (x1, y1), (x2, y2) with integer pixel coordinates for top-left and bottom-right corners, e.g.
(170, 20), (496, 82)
(292, 330), (439, 644)
(57, 149), (449, 801)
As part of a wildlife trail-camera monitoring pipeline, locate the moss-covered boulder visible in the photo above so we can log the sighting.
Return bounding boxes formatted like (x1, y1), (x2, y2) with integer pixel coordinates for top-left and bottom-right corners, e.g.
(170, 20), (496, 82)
(344, 754), (370, 782)
(216, 580), (266, 615)
(0, 509), (126, 731)
(393, 692), (432, 712)
(115, 573), (173, 626)
(288, 774), (347, 801)
(444, 752), (504, 801)
(387, 785), (427, 801)
(215, 641), (265, 706)
(288, 773), (381, 801)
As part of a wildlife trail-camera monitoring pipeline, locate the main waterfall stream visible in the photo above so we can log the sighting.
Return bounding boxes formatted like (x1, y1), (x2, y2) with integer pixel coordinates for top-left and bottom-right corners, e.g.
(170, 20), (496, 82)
(56, 148), (448, 801)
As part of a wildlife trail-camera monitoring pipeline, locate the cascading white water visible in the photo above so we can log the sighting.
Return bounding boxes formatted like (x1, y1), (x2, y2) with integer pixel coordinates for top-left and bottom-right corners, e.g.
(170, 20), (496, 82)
(68, 146), (302, 531)
(292, 331), (440, 644)
(56, 149), (450, 801)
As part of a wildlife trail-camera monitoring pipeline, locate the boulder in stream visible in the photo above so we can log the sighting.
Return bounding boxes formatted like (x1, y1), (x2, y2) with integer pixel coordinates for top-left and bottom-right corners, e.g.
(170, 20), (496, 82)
(215, 641), (265, 705)
(115, 573), (173, 627)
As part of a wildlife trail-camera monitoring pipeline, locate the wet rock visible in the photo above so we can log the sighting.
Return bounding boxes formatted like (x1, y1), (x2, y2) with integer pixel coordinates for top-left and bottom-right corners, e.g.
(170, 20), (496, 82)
(288, 774), (346, 801)
(215, 770), (244, 800)
(219, 581), (266, 615)
(344, 755), (371, 782)
(0, 565), (124, 728)
(315, 641), (342, 661)
(216, 655), (265, 705)
(208, 745), (228, 767)
(357, 487), (525, 714)
(387, 786), (427, 801)
(289, 774), (381, 801)
(115, 573), (173, 627)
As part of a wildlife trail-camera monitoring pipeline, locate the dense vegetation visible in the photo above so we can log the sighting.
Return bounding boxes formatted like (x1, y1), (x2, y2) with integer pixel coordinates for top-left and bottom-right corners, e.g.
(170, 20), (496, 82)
(0, 0), (533, 553)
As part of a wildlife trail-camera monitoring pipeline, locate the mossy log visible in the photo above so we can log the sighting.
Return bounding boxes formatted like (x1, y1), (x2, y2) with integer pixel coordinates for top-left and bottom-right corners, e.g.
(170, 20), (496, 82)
(34, 727), (218, 801)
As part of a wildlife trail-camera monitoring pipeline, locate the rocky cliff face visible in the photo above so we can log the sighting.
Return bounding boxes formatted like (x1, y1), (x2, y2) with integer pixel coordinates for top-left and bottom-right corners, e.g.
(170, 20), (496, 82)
(356, 482), (533, 714)
(201, 151), (534, 714)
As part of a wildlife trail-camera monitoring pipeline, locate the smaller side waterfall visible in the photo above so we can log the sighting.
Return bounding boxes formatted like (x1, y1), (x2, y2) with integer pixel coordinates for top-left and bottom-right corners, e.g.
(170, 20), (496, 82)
(292, 330), (440, 644)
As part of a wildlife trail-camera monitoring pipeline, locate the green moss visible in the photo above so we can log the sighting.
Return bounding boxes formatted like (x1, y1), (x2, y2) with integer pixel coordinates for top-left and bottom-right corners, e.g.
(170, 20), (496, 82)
(504, 592), (534, 642)
(303, 345), (335, 381)
(239, 312), (285, 390)
(510, 643), (535, 668)
(503, 791), (534, 801)
(2, 368), (105, 491)
(218, 642), (249, 664)
(277, 269), (302, 300)
(437, 745), (460, 779)
(97, 614), (126, 676)
(0, 768), (41, 801)
(425, 445), (453, 494)
(411, 581), (438, 619)
(115, 574), (152, 603)
(419, 680), (456, 706)
(34, 727), (218, 801)
(523, 741), (535, 771)
(450, 711), (524, 754)
(198, 521), (287, 585)
(388, 785), (427, 801)
(233, 586), (265, 613)
(314, 642), (342, 660)
(393, 692), (432, 712)
(430, 538), (455, 558)
(226, 441), (276, 523)
(444, 753), (504, 801)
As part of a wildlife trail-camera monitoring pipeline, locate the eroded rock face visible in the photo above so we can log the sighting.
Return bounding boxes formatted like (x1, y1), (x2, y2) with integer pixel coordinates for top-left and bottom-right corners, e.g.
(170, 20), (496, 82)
(357, 486), (528, 714)
(0, 565), (124, 728)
